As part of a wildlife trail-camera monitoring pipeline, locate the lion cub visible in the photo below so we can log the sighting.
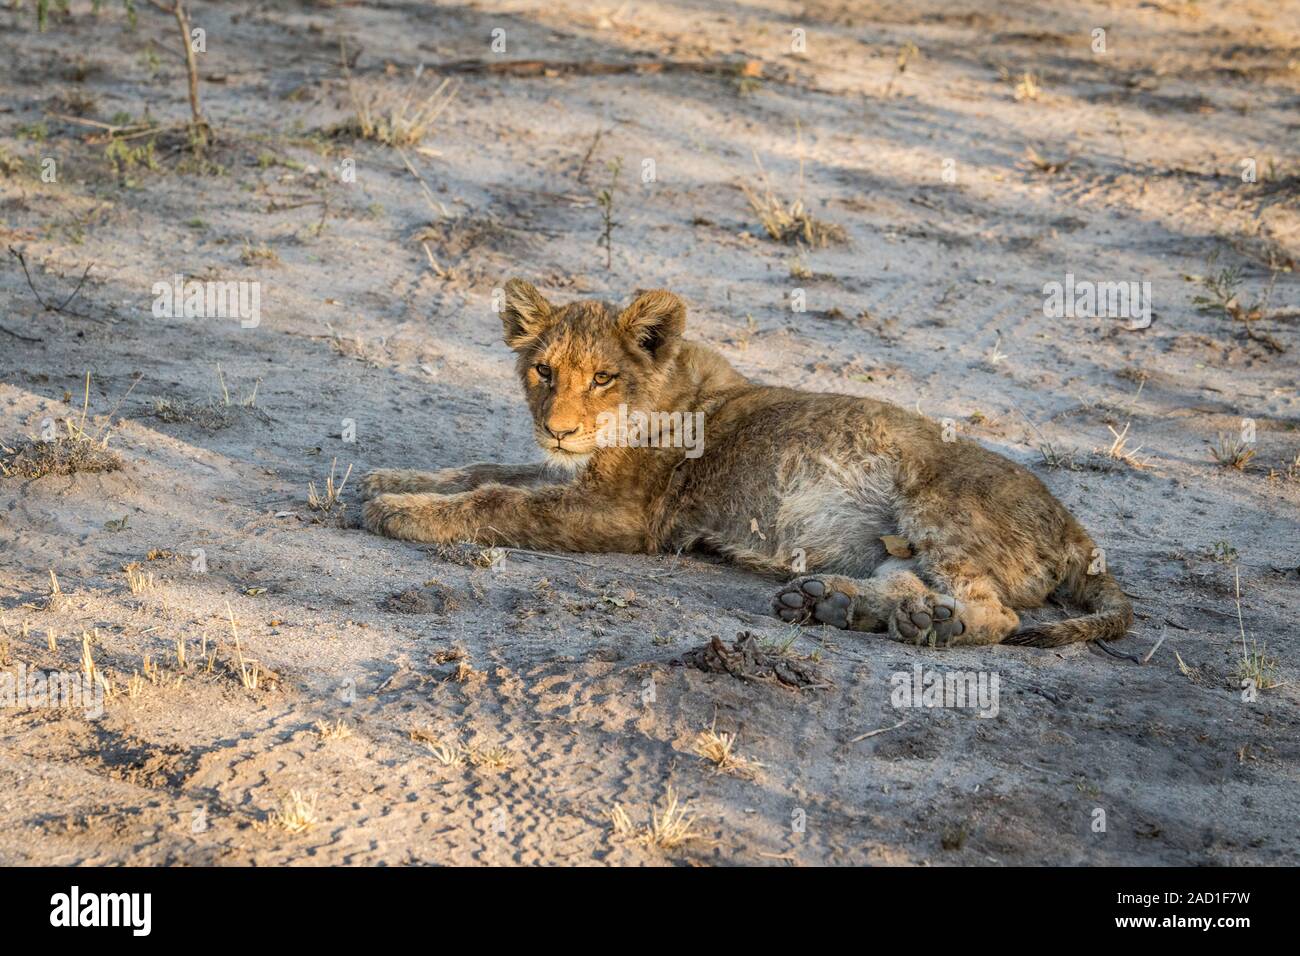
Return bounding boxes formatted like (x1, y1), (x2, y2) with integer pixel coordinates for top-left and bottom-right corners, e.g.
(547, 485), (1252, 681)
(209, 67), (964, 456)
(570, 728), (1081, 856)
(362, 280), (1131, 648)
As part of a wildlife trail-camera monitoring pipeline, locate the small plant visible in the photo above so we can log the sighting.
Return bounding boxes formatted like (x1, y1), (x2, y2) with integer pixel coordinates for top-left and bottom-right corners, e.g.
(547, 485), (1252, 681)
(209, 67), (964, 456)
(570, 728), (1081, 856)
(882, 42), (919, 98)
(1208, 433), (1256, 471)
(1191, 252), (1244, 319)
(315, 719), (353, 741)
(692, 724), (759, 778)
(0, 146), (24, 177)
(1207, 541), (1239, 565)
(226, 602), (261, 691)
(1191, 252), (1286, 353)
(1, 373), (128, 480)
(79, 631), (97, 685)
(307, 457), (353, 514)
(124, 563), (154, 594)
(595, 158), (622, 270)
(468, 745), (514, 771)
(268, 789), (319, 834)
(1012, 70), (1040, 101)
(127, 671), (147, 700)
(418, 733), (465, 767)
(1024, 145), (1070, 174)
(341, 52), (458, 147)
(239, 240), (280, 267)
(741, 149), (847, 247)
(1103, 422), (1152, 470)
(986, 333), (1008, 366)
(16, 121), (49, 142)
(1236, 640), (1281, 692)
(105, 136), (160, 180)
(608, 786), (709, 851)
(1232, 566), (1281, 693)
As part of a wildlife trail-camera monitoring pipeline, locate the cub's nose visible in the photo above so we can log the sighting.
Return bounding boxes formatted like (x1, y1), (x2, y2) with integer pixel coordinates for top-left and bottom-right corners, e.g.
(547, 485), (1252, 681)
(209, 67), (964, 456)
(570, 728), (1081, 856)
(546, 423), (579, 441)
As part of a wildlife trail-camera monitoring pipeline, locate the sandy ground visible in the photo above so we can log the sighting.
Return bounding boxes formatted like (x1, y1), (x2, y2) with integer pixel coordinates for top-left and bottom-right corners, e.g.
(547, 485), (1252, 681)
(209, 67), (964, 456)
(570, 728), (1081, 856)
(0, 0), (1298, 866)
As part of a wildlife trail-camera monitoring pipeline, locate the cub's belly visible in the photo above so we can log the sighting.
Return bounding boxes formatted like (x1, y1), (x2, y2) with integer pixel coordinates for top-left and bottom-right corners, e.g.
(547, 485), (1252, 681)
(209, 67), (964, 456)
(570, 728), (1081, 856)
(670, 448), (899, 578)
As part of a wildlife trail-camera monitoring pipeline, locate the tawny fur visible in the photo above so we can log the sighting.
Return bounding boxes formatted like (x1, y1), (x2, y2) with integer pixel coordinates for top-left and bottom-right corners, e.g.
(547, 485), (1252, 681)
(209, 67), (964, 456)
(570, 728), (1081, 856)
(361, 280), (1132, 649)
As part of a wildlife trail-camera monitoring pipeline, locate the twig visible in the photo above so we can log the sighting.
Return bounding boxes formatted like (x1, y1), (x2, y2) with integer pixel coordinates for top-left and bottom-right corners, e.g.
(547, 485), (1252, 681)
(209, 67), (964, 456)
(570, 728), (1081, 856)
(849, 719), (906, 743)
(146, 0), (210, 148)
(0, 324), (42, 343)
(437, 58), (763, 78)
(393, 146), (450, 219)
(576, 126), (605, 185)
(1234, 567), (1247, 659)
(92, 373), (145, 441)
(7, 246), (96, 318)
(44, 112), (156, 135)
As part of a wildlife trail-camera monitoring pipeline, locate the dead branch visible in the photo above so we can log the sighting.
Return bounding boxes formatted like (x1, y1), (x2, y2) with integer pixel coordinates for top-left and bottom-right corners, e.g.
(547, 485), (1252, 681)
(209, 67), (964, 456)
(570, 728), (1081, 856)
(437, 58), (764, 79)
(7, 246), (95, 319)
(147, 0), (210, 148)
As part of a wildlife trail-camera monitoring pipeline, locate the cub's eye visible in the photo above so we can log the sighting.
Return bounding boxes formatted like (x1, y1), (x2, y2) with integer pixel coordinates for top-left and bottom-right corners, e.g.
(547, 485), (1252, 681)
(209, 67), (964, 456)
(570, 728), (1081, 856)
(533, 363), (552, 382)
(592, 371), (616, 388)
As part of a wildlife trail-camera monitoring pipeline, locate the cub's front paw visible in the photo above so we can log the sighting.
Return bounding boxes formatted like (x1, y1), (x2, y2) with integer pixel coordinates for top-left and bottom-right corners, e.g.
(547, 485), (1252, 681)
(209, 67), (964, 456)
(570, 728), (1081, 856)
(889, 593), (965, 647)
(772, 575), (856, 629)
(362, 492), (442, 541)
(360, 468), (453, 500)
(360, 469), (404, 500)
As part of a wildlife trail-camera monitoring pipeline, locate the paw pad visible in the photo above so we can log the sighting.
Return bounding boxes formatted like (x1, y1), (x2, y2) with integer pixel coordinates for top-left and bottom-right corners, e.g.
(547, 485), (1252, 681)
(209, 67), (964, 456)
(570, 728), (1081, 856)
(772, 577), (853, 629)
(892, 594), (965, 647)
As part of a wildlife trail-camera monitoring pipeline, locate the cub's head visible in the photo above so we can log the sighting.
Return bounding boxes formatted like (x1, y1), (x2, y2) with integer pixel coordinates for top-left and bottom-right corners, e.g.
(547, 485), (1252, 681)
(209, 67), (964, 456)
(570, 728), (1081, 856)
(500, 279), (686, 469)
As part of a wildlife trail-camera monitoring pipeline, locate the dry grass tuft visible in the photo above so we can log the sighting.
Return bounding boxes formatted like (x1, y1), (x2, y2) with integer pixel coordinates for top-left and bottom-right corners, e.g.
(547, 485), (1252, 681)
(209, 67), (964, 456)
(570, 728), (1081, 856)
(307, 457), (352, 514)
(226, 602), (262, 691)
(1104, 422), (1153, 470)
(79, 631), (97, 685)
(1208, 433), (1256, 471)
(1024, 145), (1071, 174)
(124, 563), (154, 594)
(692, 724), (760, 778)
(608, 786), (710, 851)
(0, 430), (123, 479)
(1, 373), (132, 480)
(268, 789), (319, 834)
(417, 732), (466, 767)
(341, 50), (459, 147)
(1011, 70), (1041, 101)
(1236, 641), (1281, 691)
(315, 718), (353, 741)
(741, 148), (846, 247)
(1233, 567), (1282, 692)
(468, 745), (514, 771)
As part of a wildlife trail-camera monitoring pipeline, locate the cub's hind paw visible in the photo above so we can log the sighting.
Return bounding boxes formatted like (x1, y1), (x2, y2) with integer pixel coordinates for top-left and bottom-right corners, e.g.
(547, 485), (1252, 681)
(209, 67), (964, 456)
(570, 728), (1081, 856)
(772, 575), (855, 629)
(890, 593), (965, 647)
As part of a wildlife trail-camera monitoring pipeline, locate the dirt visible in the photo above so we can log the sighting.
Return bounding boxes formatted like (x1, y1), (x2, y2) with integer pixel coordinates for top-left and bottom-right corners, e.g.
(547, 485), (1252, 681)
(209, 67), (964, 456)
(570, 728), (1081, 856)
(0, 0), (1298, 866)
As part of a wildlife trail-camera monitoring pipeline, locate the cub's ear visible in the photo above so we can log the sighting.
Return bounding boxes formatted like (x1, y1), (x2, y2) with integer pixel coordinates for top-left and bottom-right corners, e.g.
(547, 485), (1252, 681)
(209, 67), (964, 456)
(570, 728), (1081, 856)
(618, 289), (685, 360)
(501, 278), (554, 351)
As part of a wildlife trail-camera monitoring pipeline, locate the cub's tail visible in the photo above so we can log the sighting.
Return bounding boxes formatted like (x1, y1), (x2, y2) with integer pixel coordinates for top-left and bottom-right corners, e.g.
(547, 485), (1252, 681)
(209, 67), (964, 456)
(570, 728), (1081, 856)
(1004, 551), (1133, 648)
